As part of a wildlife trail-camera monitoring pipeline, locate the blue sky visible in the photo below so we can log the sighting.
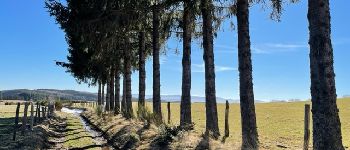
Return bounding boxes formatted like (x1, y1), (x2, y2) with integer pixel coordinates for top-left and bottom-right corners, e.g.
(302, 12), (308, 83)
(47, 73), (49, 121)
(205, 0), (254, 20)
(0, 0), (349, 101)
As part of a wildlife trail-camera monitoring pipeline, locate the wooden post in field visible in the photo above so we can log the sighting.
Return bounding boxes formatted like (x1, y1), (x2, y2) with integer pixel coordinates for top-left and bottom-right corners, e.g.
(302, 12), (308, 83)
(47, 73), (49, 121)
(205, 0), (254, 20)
(167, 102), (171, 124)
(303, 104), (310, 150)
(45, 106), (48, 119)
(21, 102), (29, 134)
(225, 100), (230, 137)
(42, 106), (45, 119)
(35, 102), (38, 123)
(30, 102), (34, 131)
(37, 104), (41, 121)
(13, 102), (20, 141)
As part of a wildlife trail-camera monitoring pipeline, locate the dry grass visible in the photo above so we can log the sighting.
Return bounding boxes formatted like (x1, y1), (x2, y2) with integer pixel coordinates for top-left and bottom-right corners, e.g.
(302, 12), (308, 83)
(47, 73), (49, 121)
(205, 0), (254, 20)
(130, 98), (350, 149)
(2, 99), (349, 149)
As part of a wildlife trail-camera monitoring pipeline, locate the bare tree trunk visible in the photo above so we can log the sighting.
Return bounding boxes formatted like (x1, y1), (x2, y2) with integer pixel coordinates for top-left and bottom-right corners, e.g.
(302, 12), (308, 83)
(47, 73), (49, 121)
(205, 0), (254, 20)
(125, 49), (133, 119)
(98, 80), (102, 105)
(180, 0), (193, 127)
(236, 0), (259, 148)
(106, 76), (110, 111)
(110, 68), (115, 111)
(200, 0), (219, 138)
(152, 4), (162, 119)
(115, 65), (120, 115)
(102, 83), (105, 108)
(139, 31), (146, 108)
(308, 0), (344, 149)
(122, 74), (127, 115)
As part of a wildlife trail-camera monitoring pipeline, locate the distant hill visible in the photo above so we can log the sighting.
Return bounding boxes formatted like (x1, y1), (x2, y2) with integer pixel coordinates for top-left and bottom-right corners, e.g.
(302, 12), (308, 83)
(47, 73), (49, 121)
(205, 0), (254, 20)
(0, 89), (277, 103)
(0, 89), (97, 101)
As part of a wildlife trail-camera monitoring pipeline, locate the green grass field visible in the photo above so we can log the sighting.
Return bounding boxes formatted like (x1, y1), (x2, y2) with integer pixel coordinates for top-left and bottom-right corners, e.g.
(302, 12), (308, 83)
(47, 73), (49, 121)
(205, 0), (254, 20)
(132, 98), (350, 149)
(2, 98), (350, 149)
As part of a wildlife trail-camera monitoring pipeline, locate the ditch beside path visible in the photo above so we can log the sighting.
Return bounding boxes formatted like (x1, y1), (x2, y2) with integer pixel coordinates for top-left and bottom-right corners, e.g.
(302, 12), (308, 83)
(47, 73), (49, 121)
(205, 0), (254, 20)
(60, 107), (113, 150)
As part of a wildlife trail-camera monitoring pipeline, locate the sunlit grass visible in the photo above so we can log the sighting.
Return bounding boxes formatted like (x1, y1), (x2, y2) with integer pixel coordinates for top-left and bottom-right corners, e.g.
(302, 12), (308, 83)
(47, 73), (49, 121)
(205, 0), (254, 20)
(3, 98), (349, 149)
(56, 112), (98, 149)
(131, 98), (350, 148)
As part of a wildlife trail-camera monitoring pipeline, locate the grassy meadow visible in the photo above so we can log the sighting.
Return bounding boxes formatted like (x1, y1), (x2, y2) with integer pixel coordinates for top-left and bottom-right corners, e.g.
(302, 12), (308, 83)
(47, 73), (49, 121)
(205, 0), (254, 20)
(1, 98), (349, 149)
(132, 98), (350, 149)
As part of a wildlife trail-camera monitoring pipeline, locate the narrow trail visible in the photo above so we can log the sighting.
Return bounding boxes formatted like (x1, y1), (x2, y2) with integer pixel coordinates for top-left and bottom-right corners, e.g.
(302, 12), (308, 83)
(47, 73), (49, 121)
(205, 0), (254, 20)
(61, 107), (113, 150)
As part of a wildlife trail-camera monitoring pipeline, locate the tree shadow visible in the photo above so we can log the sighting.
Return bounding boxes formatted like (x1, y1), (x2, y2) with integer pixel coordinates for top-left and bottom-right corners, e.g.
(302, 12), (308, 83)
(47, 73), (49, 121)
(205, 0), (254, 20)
(69, 143), (109, 150)
(195, 136), (210, 150)
(64, 135), (93, 142)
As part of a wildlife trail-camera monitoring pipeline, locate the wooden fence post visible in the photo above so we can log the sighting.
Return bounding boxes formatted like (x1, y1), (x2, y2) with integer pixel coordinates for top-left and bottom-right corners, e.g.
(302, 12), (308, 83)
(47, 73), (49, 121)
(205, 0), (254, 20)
(167, 102), (171, 124)
(225, 100), (230, 137)
(13, 102), (20, 141)
(45, 106), (48, 119)
(42, 106), (45, 119)
(37, 104), (41, 121)
(21, 102), (29, 134)
(303, 104), (310, 150)
(30, 102), (34, 131)
(35, 102), (38, 123)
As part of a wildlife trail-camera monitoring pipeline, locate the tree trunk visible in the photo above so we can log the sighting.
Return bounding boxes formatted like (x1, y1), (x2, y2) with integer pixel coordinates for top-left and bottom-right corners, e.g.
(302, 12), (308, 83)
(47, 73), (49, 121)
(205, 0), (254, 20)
(102, 83), (105, 107)
(115, 65), (121, 115)
(236, 0), (259, 148)
(200, 0), (219, 138)
(152, 4), (162, 119)
(105, 75), (110, 111)
(98, 80), (102, 105)
(180, 0), (193, 127)
(122, 73), (127, 115)
(110, 68), (115, 111)
(308, 0), (344, 149)
(125, 50), (133, 119)
(139, 31), (146, 108)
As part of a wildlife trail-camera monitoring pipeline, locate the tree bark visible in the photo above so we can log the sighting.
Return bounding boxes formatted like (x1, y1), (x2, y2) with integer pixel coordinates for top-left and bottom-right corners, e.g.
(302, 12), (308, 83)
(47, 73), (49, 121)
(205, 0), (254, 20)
(110, 68), (115, 111)
(125, 49), (133, 119)
(102, 83), (105, 107)
(98, 80), (102, 105)
(200, 0), (219, 138)
(115, 65), (121, 115)
(152, 4), (162, 119)
(236, 0), (259, 148)
(122, 74), (126, 115)
(139, 31), (146, 108)
(105, 75), (110, 111)
(180, 0), (193, 127)
(308, 0), (344, 149)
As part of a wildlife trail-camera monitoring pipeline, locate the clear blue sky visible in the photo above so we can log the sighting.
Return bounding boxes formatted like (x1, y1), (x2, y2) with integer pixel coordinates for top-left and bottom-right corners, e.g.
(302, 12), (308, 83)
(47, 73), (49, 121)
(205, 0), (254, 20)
(0, 0), (349, 101)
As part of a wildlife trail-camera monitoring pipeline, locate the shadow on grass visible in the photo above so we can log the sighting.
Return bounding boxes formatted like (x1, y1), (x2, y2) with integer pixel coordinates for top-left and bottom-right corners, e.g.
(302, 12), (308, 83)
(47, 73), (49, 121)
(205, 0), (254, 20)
(69, 143), (110, 150)
(195, 136), (210, 150)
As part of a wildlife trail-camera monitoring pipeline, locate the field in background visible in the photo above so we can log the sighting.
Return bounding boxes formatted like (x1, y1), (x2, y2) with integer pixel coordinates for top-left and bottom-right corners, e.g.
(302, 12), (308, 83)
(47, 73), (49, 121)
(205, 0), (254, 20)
(1, 98), (349, 149)
(133, 98), (350, 149)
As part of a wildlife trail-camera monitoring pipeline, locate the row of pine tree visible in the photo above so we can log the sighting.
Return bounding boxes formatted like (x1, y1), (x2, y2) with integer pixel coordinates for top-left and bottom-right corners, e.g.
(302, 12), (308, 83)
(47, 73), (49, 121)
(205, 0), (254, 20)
(46, 0), (344, 149)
